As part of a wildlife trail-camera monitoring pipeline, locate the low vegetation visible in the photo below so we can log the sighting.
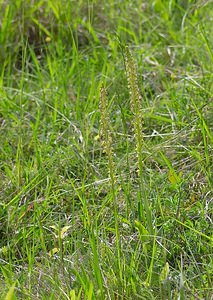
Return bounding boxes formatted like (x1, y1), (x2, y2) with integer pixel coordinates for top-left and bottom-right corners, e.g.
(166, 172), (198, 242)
(0, 1), (212, 299)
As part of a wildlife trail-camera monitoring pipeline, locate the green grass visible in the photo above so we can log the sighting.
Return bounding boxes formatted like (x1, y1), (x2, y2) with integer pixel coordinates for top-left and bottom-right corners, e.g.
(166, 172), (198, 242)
(0, 1), (212, 299)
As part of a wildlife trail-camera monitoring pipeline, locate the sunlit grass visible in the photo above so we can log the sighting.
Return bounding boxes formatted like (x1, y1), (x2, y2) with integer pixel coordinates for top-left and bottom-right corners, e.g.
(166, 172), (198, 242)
(0, 1), (212, 299)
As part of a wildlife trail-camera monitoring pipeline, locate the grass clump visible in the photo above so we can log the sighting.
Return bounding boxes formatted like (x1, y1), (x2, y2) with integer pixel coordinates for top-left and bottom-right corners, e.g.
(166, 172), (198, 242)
(0, 1), (213, 299)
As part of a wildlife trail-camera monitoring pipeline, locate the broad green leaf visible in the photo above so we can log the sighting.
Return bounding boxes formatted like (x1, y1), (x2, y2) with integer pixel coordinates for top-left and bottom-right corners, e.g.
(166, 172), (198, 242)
(5, 282), (16, 300)
(70, 290), (76, 300)
(135, 220), (149, 242)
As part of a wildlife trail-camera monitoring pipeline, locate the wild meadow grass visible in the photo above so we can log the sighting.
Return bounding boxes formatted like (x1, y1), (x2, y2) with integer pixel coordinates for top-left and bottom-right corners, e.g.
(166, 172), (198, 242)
(0, 1), (212, 299)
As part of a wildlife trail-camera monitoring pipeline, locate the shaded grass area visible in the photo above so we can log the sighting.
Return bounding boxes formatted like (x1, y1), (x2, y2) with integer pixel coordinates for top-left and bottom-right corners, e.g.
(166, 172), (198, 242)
(0, 1), (212, 299)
